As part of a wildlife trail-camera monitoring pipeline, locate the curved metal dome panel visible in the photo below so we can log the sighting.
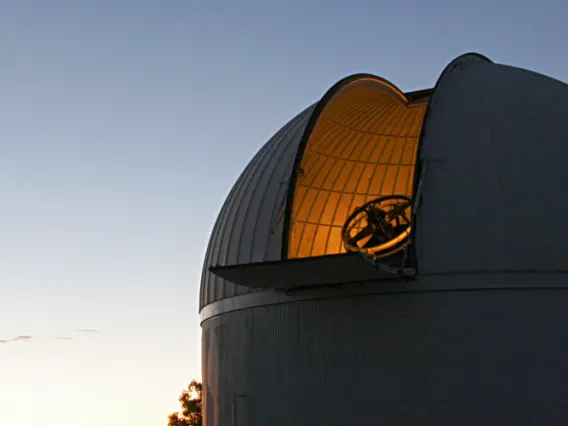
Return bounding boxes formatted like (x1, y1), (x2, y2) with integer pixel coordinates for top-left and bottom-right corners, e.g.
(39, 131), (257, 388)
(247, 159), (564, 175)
(200, 106), (315, 308)
(416, 55), (568, 273)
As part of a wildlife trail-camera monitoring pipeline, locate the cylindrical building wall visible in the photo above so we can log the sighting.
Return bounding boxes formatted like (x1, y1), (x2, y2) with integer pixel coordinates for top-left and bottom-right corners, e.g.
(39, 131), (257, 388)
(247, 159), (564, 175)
(202, 276), (568, 426)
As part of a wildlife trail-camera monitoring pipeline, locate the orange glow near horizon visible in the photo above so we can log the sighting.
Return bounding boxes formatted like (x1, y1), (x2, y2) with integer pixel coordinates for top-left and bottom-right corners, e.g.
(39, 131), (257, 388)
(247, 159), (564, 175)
(0, 332), (202, 426)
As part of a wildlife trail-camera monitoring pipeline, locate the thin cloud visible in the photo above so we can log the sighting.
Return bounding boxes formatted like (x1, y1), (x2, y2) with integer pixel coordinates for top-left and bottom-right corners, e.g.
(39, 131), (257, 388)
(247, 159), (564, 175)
(0, 335), (33, 344)
(56, 336), (74, 341)
(75, 329), (100, 333)
(13, 335), (32, 342)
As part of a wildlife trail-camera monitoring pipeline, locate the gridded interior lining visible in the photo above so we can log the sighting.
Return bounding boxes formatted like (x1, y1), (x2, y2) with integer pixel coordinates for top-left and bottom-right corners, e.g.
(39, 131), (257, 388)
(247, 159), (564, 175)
(288, 80), (428, 258)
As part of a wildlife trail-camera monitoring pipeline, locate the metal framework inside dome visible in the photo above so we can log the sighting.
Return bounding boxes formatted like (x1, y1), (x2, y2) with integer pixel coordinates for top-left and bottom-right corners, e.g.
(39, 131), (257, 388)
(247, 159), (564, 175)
(283, 77), (431, 264)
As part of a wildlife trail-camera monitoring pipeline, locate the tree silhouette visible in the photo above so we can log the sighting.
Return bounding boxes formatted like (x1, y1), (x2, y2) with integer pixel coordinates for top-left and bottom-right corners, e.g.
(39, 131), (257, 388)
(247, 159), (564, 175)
(168, 380), (202, 426)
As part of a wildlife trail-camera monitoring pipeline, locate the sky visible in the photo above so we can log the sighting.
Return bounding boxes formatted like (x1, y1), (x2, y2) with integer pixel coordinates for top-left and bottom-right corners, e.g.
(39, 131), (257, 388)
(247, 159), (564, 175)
(1, 1), (567, 426)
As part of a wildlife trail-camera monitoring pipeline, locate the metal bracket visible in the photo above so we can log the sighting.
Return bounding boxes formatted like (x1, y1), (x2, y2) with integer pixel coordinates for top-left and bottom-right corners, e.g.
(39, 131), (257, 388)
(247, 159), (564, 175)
(357, 250), (417, 278)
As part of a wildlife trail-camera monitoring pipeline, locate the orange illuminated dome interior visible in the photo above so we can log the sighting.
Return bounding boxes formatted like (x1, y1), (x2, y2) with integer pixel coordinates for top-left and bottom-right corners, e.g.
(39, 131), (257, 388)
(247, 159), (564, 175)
(287, 78), (429, 259)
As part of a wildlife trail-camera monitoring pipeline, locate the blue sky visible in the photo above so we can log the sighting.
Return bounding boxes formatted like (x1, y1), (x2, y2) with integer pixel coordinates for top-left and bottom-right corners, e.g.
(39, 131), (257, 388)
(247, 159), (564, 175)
(1, 1), (567, 425)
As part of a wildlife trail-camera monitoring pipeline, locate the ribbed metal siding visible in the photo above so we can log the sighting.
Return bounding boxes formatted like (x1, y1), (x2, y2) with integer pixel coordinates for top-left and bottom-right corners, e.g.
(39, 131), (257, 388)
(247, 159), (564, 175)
(200, 106), (315, 309)
(417, 55), (568, 273)
(202, 282), (568, 426)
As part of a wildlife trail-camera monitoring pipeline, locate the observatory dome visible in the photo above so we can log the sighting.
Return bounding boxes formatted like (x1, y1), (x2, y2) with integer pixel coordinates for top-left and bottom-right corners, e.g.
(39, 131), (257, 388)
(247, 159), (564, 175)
(199, 53), (568, 426)
(201, 53), (568, 311)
